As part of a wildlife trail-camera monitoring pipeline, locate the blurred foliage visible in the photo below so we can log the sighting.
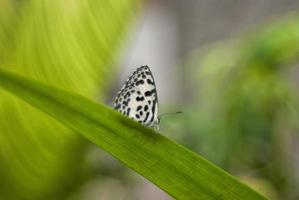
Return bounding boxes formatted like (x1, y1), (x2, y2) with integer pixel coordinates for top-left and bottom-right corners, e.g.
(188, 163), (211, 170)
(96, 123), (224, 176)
(175, 15), (299, 200)
(0, 0), (138, 200)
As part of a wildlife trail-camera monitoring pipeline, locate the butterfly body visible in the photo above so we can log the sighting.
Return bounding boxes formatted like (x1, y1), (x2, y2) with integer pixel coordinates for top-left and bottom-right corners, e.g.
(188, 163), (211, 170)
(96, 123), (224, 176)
(114, 66), (159, 128)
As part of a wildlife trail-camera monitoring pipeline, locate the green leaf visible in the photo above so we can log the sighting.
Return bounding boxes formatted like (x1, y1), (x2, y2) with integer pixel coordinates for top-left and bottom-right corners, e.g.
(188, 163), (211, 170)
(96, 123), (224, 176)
(0, 1), (138, 199)
(0, 69), (267, 200)
(187, 16), (299, 199)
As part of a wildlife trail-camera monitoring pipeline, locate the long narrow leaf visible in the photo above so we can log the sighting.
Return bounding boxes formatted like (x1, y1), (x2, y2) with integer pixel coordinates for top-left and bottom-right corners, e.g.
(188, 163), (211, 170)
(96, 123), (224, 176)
(0, 69), (267, 200)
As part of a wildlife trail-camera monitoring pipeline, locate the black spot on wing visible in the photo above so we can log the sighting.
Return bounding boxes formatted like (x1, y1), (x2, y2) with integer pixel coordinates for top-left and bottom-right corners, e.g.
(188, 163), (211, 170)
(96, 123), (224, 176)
(122, 100), (128, 106)
(143, 112), (150, 123)
(137, 105), (142, 111)
(147, 79), (154, 85)
(115, 104), (121, 110)
(149, 100), (157, 123)
(145, 89), (156, 97)
(144, 105), (149, 111)
(136, 96), (145, 101)
(127, 108), (131, 116)
(124, 92), (131, 98)
(135, 79), (144, 86)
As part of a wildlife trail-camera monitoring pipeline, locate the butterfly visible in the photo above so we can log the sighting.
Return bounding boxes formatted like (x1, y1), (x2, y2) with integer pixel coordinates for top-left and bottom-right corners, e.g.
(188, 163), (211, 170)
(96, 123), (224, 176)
(114, 66), (159, 128)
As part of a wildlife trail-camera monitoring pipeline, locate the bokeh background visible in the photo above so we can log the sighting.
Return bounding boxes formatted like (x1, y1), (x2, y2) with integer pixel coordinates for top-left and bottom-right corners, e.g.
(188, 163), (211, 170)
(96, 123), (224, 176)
(1, 0), (299, 199)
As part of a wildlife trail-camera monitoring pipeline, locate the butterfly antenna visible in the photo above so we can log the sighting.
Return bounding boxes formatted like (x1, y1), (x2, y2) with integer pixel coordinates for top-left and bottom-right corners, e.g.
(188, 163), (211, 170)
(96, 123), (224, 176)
(159, 111), (183, 119)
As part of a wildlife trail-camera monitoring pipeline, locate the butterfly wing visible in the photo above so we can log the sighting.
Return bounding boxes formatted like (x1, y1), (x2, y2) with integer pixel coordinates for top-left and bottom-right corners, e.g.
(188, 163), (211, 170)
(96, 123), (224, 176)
(114, 66), (159, 127)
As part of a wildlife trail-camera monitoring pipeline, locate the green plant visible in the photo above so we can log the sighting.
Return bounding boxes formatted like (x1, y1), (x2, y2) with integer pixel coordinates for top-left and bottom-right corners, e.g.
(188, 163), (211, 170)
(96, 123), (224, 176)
(0, 69), (266, 200)
(182, 15), (299, 199)
(0, 1), (138, 199)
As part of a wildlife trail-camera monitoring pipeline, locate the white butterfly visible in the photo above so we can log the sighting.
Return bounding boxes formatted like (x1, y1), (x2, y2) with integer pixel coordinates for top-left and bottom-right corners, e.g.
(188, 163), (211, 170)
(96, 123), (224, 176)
(114, 66), (159, 128)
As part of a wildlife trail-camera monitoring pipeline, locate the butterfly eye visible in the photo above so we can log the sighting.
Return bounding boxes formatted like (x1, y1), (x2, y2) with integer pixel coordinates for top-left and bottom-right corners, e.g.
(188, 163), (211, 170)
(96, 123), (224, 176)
(114, 66), (159, 128)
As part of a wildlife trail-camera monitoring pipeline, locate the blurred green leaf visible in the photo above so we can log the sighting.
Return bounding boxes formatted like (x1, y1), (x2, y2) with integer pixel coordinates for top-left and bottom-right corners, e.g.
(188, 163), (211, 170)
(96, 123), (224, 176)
(0, 0), (138, 199)
(184, 15), (299, 199)
(0, 69), (267, 200)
